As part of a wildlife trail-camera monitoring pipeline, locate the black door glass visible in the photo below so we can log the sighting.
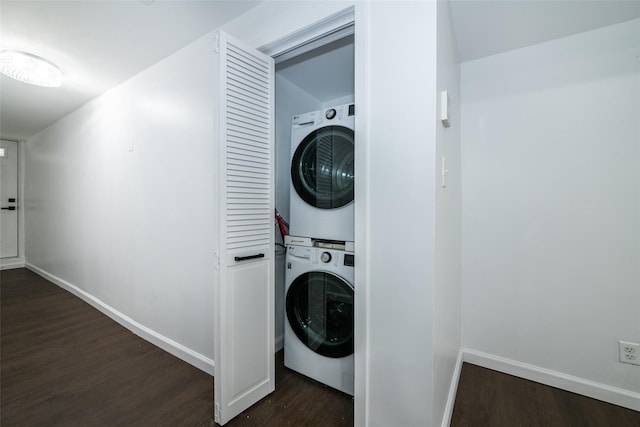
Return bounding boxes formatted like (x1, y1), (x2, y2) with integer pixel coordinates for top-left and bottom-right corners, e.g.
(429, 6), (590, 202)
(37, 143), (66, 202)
(291, 125), (354, 209)
(286, 271), (354, 358)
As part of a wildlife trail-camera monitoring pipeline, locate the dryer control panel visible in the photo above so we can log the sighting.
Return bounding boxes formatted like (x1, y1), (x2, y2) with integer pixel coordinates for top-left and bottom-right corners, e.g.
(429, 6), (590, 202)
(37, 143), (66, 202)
(292, 103), (354, 129)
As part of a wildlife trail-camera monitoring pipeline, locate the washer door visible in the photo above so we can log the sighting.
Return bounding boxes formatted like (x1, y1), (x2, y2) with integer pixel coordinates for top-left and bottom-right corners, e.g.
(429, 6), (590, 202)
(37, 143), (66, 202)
(286, 271), (354, 358)
(291, 125), (354, 209)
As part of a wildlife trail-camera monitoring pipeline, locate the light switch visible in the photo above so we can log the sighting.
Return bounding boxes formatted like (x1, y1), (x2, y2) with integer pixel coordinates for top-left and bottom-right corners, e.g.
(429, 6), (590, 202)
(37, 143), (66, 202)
(441, 157), (448, 188)
(441, 90), (450, 128)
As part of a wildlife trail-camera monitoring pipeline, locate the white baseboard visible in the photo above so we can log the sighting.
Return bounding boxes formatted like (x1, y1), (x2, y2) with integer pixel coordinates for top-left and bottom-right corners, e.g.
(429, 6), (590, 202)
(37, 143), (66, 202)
(275, 334), (284, 352)
(441, 349), (464, 427)
(1, 257), (26, 270)
(26, 263), (215, 375)
(462, 348), (640, 412)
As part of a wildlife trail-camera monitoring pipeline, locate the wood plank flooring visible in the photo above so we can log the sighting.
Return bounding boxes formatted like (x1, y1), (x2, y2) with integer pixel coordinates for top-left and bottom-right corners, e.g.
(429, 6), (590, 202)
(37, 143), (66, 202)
(3, 267), (638, 426)
(451, 363), (640, 427)
(1, 268), (353, 427)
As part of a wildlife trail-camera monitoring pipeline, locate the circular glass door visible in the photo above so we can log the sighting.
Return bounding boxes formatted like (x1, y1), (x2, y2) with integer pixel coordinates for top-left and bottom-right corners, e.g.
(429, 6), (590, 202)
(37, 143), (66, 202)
(291, 125), (354, 209)
(286, 271), (354, 358)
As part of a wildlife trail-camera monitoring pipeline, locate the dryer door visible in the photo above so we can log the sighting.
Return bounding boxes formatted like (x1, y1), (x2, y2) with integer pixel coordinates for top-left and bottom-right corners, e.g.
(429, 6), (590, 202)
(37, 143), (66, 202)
(291, 125), (354, 209)
(286, 271), (354, 358)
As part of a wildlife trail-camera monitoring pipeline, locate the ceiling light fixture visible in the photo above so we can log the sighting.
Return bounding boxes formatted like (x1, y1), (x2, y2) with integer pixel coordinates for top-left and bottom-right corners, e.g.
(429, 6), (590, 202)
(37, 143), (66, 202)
(0, 50), (62, 87)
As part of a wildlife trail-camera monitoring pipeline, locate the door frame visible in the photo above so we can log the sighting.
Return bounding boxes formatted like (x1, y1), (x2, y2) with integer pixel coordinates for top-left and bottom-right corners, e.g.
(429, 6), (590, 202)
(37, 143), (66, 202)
(258, 5), (370, 426)
(0, 138), (26, 270)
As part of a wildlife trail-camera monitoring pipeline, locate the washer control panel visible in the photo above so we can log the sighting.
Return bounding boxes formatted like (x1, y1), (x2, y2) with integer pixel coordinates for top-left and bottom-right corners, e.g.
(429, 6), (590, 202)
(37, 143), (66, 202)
(287, 245), (354, 270)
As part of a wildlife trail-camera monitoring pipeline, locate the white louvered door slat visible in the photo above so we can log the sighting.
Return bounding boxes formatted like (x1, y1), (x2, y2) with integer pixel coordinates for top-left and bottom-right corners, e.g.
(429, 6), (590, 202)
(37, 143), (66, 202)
(213, 30), (275, 426)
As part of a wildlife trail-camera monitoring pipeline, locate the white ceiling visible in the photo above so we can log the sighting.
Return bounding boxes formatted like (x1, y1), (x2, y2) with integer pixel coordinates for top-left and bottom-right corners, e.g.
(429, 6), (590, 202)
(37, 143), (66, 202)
(277, 35), (355, 103)
(449, 0), (640, 62)
(0, 0), (261, 140)
(1, 1), (639, 141)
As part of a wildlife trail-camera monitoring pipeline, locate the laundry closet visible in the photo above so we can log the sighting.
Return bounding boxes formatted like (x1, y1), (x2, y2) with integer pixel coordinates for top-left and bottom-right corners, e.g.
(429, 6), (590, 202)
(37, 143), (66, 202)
(273, 31), (355, 396)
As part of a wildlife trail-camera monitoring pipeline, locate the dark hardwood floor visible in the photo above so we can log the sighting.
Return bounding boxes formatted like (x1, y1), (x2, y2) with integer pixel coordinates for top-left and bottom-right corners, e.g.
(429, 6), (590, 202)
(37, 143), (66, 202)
(3, 268), (638, 426)
(451, 363), (640, 427)
(1, 268), (353, 427)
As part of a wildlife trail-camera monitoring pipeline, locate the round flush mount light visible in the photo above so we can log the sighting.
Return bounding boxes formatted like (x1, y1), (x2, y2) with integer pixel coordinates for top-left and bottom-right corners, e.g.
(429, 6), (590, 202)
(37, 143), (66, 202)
(0, 50), (62, 87)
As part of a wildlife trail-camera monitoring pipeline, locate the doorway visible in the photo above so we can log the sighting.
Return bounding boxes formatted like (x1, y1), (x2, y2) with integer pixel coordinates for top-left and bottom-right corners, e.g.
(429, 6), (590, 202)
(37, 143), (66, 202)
(272, 21), (356, 424)
(0, 139), (19, 260)
(272, 30), (355, 352)
(213, 7), (364, 425)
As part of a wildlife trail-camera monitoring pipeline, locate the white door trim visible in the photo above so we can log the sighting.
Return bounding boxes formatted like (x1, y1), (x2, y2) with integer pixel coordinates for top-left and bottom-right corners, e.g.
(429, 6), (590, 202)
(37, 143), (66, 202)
(258, 7), (355, 59)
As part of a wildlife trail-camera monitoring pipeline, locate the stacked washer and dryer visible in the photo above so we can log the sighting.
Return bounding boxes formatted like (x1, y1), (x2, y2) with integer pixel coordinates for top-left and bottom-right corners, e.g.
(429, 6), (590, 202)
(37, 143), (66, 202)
(284, 103), (356, 395)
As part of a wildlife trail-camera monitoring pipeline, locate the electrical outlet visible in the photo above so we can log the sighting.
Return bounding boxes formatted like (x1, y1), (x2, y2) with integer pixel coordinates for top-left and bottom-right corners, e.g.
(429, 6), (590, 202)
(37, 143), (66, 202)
(618, 340), (640, 366)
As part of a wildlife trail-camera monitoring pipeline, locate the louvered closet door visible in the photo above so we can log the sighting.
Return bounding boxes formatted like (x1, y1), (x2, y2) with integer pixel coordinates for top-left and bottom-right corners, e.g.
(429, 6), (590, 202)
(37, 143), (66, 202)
(213, 31), (275, 426)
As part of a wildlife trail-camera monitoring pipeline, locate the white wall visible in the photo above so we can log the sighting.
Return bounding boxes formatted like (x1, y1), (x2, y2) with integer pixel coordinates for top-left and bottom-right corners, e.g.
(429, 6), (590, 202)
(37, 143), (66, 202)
(433, 1), (462, 426)
(323, 95), (355, 109)
(274, 74), (322, 349)
(461, 18), (640, 402)
(25, 32), (219, 372)
(364, 2), (439, 425)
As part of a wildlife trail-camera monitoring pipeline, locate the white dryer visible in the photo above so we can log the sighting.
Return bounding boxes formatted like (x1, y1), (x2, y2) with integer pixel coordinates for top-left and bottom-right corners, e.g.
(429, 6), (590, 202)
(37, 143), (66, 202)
(284, 243), (355, 395)
(289, 103), (355, 242)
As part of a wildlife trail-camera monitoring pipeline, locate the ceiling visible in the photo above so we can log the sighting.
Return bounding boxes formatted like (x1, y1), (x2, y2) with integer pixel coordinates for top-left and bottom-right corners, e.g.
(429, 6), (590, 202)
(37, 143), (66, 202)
(277, 35), (355, 103)
(449, 0), (640, 62)
(1, 1), (639, 141)
(0, 0), (261, 140)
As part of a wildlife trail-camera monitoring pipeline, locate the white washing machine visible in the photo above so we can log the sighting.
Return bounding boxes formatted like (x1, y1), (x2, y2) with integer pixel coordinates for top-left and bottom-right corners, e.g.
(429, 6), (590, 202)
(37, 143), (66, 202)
(284, 242), (355, 395)
(289, 103), (355, 242)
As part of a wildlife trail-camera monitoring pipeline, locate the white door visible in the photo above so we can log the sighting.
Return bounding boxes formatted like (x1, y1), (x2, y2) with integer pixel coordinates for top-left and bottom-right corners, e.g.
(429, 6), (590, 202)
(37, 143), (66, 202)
(0, 140), (19, 258)
(212, 31), (275, 426)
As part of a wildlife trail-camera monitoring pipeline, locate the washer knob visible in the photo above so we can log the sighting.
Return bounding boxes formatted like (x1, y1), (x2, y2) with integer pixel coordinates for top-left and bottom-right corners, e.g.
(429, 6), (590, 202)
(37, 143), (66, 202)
(325, 109), (337, 120)
(320, 252), (332, 263)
